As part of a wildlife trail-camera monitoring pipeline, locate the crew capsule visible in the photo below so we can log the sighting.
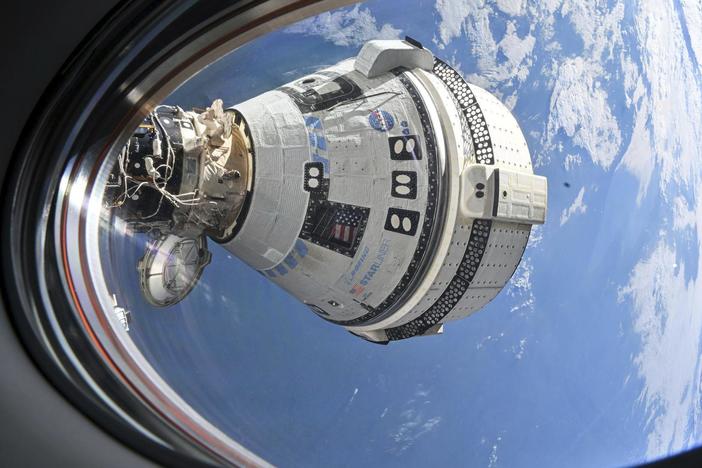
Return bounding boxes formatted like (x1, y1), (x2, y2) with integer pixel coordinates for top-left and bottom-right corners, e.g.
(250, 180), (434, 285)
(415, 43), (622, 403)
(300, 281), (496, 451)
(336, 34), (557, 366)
(108, 39), (547, 344)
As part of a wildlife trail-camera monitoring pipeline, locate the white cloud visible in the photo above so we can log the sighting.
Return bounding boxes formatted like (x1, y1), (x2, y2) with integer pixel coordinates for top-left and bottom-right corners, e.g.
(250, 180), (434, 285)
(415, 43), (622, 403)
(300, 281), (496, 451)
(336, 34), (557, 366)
(621, 53), (646, 108)
(507, 255), (535, 317)
(512, 337), (527, 360)
(348, 387), (358, 405)
(434, 1), (624, 169)
(388, 387), (442, 454)
(680, 0), (702, 74)
(563, 153), (582, 171)
(560, 186), (587, 226)
(434, 1), (535, 96)
(434, 0), (480, 47)
(546, 57), (622, 169)
(488, 440), (500, 468)
(618, 0), (702, 202)
(673, 197), (697, 232)
(504, 224), (542, 319)
(476, 331), (505, 350)
(560, 2), (624, 61)
(389, 410), (442, 454)
(528, 224), (544, 248)
(482, 433), (504, 468)
(494, 21), (535, 83)
(618, 99), (654, 203)
(285, 5), (401, 48)
(549, 0), (702, 459)
(495, 0), (526, 16)
(618, 236), (702, 459)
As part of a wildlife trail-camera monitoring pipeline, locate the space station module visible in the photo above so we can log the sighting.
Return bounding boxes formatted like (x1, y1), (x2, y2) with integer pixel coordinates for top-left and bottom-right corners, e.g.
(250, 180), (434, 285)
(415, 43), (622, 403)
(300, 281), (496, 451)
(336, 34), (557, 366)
(108, 39), (547, 344)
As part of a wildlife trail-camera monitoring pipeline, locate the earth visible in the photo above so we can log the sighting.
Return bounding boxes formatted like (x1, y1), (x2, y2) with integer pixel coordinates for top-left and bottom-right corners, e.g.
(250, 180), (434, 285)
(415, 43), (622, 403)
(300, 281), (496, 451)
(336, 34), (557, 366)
(109, 1), (702, 466)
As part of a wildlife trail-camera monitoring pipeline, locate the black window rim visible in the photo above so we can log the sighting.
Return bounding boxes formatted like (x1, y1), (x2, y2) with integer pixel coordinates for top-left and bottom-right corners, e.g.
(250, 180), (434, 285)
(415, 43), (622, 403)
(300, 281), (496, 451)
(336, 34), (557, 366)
(0, 1), (358, 466)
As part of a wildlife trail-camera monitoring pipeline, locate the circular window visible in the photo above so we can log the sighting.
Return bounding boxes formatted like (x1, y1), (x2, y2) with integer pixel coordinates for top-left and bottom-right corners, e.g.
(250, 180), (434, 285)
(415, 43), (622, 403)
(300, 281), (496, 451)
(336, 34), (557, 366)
(4, 1), (702, 466)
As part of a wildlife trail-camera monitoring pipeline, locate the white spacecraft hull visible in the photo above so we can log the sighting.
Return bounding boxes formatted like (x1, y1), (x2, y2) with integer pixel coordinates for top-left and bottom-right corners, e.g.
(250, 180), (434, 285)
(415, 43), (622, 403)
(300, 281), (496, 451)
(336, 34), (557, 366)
(217, 40), (547, 343)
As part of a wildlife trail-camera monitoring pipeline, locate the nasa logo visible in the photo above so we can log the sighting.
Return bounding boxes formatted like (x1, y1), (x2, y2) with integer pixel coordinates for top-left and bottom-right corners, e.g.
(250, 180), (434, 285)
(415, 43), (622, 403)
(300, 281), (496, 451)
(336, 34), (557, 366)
(369, 110), (395, 132)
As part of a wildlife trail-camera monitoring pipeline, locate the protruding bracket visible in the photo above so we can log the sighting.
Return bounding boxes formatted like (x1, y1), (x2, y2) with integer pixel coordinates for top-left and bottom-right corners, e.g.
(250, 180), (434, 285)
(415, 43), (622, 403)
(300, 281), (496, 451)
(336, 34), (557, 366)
(354, 40), (434, 79)
(460, 164), (547, 224)
(348, 329), (389, 345)
(421, 323), (444, 337)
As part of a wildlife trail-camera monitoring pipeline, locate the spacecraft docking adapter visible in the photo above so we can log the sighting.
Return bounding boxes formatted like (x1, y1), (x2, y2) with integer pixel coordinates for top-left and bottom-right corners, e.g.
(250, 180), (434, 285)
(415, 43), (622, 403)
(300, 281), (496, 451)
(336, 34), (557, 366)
(107, 39), (548, 344)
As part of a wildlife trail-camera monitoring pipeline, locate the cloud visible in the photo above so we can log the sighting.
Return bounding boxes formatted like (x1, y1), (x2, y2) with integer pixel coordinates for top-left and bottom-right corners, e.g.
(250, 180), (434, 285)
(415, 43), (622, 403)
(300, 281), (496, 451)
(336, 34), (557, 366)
(426, 0), (702, 460)
(512, 338), (528, 360)
(618, 99), (654, 203)
(618, 0), (702, 202)
(560, 186), (587, 226)
(493, 21), (536, 83)
(506, 224), (542, 318)
(560, 2), (624, 60)
(527, 224), (544, 248)
(476, 332), (504, 350)
(618, 237), (702, 459)
(680, 0), (702, 73)
(389, 410), (442, 454)
(481, 433), (505, 468)
(433, 1), (625, 169)
(563, 153), (583, 171)
(348, 388), (359, 405)
(488, 439), (500, 468)
(495, 0), (526, 16)
(388, 387), (441, 454)
(434, 0), (479, 47)
(507, 256), (534, 315)
(546, 57), (622, 170)
(673, 197), (696, 232)
(434, 2), (535, 93)
(285, 5), (401, 48)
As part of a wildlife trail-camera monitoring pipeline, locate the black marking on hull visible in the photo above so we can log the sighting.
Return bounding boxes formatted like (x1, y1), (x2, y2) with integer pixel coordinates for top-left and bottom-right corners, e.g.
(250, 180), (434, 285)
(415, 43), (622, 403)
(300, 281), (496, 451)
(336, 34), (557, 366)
(492, 168), (500, 217)
(389, 135), (422, 160)
(280, 75), (363, 113)
(304, 162), (324, 192)
(391, 171), (418, 199)
(433, 59), (495, 165)
(384, 208), (420, 236)
(385, 219), (492, 341)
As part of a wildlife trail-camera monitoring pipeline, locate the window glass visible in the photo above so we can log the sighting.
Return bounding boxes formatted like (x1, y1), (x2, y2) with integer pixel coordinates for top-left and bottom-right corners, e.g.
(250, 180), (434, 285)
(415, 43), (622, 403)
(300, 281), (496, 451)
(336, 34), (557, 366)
(83, 1), (702, 465)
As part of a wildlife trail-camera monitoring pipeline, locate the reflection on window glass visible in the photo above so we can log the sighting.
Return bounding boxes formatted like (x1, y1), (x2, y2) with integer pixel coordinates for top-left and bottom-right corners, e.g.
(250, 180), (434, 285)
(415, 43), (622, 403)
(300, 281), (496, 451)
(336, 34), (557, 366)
(87, 1), (702, 466)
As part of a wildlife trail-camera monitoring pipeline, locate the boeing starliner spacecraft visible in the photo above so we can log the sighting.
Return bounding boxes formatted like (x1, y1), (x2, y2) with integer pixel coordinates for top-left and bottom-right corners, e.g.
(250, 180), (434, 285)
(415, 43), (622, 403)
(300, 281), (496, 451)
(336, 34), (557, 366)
(106, 39), (547, 344)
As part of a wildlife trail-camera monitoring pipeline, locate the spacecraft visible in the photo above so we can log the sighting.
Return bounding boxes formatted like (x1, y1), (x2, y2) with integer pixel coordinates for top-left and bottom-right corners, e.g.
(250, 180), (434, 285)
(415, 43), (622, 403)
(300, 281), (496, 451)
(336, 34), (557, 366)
(106, 38), (547, 344)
